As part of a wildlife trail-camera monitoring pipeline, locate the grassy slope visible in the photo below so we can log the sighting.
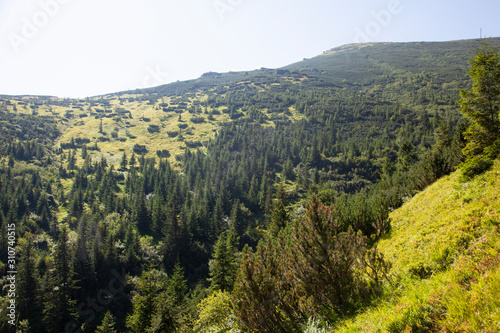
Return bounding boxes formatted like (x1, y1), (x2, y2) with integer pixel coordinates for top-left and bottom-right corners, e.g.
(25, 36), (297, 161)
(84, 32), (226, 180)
(3, 95), (237, 167)
(3, 80), (305, 169)
(337, 161), (500, 332)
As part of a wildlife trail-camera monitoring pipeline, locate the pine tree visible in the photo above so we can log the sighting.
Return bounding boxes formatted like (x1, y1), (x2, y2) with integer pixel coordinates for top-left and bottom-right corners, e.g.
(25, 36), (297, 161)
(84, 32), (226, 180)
(308, 138), (321, 168)
(459, 41), (500, 157)
(229, 199), (242, 236)
(148, 263), (186, 332)
(81, 144), (88, 159)
(126, 269), (161, 333)
(43, 224), (79, 332)
(212, 193), (225, 237)
(17, 235), (41, 331)
(67, 149), (76, 170)
(133, 191), (151, 234)
(269, 183), (290, 237)
(283, 157), (295, 180)
(162, 194), (181, 268)
(95, 311), (118, 333)
(129, 153), (137, 169)
(120, 151), (128, 170)
(397, 139), (417, 171)
(151, 196), (165, 234)
(209, 228), (238, 291)
(168, 262), (188, 306)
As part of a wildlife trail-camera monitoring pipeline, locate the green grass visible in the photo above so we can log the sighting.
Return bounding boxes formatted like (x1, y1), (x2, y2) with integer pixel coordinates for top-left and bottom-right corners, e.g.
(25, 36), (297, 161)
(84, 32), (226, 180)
(4, 91), (303, 170)
(336, 160), (500, 332)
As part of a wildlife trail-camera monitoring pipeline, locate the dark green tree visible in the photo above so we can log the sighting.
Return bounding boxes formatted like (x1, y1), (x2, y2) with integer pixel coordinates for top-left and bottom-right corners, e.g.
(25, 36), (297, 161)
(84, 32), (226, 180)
(398, 139), (418, 171)
(208, 228), (238, 292)
(456, 42), (500, 179)
(459, 42), (500, 157)
(283, 157), (295, 180)
(129, 152), (136, 169)
(95, 311), (118, 333)
(43, 224), (79, 332)
(148, 263), (186, 332)
(17, 235), (41, 331)
(120, 151), (128, 170)
(126, 269), (165, 333)
(167, 262), (188, 306)
(133, 191), (151, 234)
(269, 183), (290, 237)
(308, 139), (321, 168)
(81, 144), (88, 160)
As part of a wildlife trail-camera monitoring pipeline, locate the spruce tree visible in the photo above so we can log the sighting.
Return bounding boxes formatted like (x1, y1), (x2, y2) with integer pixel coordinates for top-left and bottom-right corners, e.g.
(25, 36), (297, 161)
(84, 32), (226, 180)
(95, 311), (118, 333)
(126, 269), (159, 332)
(459, 41), (500, 157)
(120, 151), (128, 170)
(397, 139), (418, 171)
(17, 235), (41, 331)
(129, 152), (137, 169)
(168, 262), (188, 306)
(148, 264), (186, 332)
(209, 228), (238, 291)
(43, 224), (79, 332)
(269, 183), (290, 237)
(133, 191), (151, 234)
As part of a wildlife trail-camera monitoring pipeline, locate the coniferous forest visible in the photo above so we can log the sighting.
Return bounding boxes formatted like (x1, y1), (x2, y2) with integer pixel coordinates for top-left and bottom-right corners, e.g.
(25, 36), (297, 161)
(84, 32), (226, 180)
(1, 38), (500, 332)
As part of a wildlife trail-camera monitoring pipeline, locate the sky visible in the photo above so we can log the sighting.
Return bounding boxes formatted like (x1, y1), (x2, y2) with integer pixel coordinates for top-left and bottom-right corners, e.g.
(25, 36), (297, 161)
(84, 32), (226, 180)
(0, 0), (499, 98)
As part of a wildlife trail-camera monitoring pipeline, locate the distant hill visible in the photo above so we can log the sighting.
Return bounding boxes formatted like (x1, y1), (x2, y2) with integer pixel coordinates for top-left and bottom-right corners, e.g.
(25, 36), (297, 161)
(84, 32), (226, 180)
(1, 38), (499, 174)
(128, 38), (500, 96)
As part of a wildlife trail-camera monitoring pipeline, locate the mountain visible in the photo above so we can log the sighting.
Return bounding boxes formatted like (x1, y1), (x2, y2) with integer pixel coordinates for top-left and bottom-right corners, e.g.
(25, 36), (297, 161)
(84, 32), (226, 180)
(0, 37), (499, 332)
(3, 38), (497, 171)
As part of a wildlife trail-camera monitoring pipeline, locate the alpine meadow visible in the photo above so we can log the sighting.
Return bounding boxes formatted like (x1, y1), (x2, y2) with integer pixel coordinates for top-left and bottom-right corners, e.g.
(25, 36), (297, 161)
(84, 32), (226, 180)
(1, 37), (500, 332)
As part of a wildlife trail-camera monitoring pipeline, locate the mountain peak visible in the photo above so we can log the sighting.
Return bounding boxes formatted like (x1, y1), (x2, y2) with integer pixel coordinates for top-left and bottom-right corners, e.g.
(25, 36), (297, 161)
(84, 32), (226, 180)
(319, 42), (387, 57)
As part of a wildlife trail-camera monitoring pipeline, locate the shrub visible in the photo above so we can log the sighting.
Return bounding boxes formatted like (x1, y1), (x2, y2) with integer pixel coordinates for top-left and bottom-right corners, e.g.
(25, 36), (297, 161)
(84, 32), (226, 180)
(195, 290), (240, 332)
(460, 155), (494, 181)
(167, 131), (178, 138)
(190, 116), (205, 124)
(133, 144), (148, 155)
(185, 141), (202, 148)
(233, 197), (389, 332)
(156, 149), (170, 158)
(147, 124), (160, 133)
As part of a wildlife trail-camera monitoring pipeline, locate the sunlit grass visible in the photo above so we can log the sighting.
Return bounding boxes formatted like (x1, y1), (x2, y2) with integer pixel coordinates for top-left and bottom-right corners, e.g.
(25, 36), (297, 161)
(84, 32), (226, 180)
(336, 160), (500, 332)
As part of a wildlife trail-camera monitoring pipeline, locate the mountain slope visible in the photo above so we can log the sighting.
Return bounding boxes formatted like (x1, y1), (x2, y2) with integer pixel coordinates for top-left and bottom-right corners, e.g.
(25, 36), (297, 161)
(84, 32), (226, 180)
(1, 38), (500, 332)
(338, 160), (500, 332)
(1, 38), (499, 170)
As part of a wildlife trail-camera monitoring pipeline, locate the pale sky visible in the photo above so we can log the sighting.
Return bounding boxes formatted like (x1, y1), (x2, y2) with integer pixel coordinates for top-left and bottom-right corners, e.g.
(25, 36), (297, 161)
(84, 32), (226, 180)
(1, 0), (499, 98)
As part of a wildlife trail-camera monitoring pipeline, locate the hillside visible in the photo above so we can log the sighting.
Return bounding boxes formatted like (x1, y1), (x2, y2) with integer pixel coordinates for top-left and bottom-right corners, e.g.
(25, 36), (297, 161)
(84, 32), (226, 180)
(0, 39), (497, 175)
(0, 38), (498, 168)
(337, 159), (500, 332)
(0, 38), (499, 332)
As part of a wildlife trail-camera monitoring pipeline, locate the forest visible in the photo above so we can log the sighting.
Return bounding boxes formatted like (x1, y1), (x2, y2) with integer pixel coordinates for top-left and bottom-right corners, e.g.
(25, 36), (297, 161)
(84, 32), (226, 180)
(0, 38), (499, 332)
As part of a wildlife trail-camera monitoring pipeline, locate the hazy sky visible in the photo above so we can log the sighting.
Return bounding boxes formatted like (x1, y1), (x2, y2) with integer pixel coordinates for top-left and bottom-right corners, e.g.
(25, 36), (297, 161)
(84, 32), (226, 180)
(1, 0), (499, 98)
